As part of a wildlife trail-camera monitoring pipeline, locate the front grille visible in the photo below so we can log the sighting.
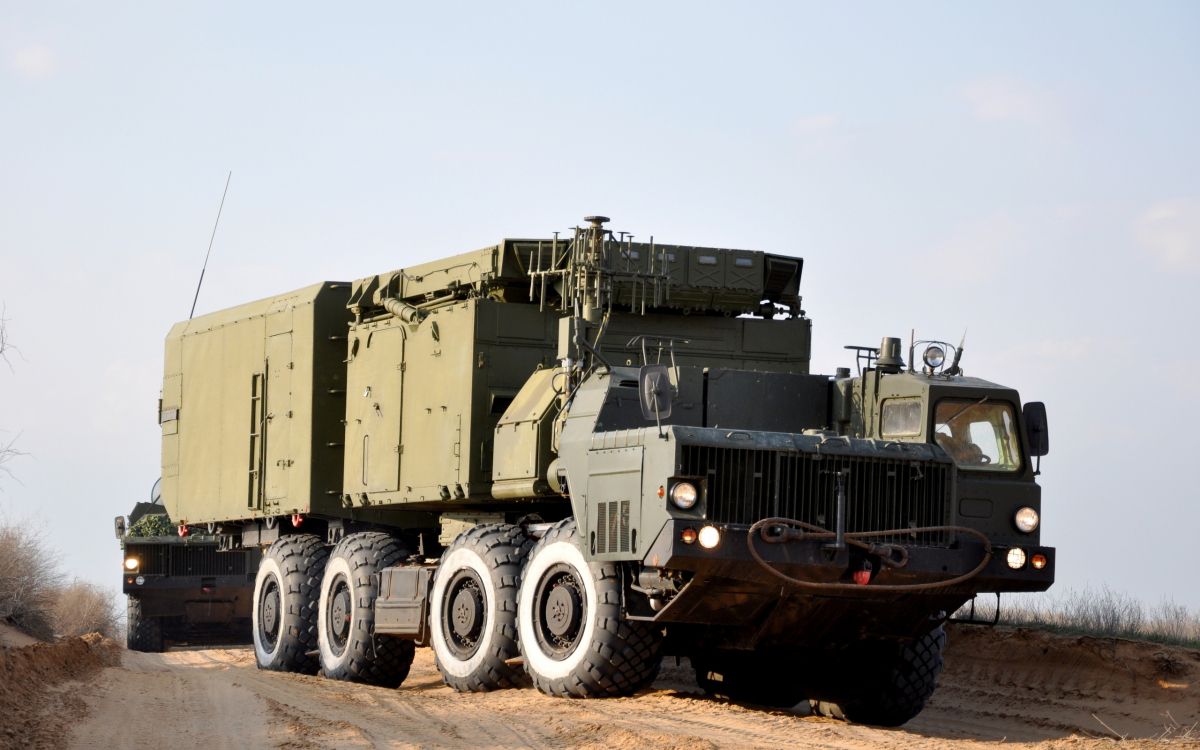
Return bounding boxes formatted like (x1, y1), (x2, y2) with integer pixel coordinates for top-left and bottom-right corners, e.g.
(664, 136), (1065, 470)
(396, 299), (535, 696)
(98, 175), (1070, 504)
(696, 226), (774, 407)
(126, 544), (247, 576)
(680, 445), (953, 547)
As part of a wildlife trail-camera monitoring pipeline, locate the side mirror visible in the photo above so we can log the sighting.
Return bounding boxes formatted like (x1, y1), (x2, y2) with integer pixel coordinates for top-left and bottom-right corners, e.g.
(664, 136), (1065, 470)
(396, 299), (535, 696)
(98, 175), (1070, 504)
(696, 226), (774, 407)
(1023, 402), (1049, 457)
(114, 515), (127, 539)
(639, 364), (673, 421)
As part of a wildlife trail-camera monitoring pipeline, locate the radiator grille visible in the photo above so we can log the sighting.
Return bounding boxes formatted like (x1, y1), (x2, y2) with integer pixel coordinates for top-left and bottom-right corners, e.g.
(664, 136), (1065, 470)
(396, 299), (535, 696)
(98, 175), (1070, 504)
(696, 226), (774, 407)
(125, 544), (247, 576)
(679, 445), (953, 547)
(595, 500), (631, 554)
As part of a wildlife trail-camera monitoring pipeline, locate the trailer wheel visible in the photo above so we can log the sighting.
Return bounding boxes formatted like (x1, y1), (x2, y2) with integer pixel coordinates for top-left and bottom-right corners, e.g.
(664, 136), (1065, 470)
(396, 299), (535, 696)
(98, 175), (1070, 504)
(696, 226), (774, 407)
(317, 532), (415, 687)
(126, 597), (164, 653)
(517, 519), (662, 697)
(430, 524), (533, 691)
(692, 652), (807, 708)
(816, 626), (946, 727)
(253, 534), (328, 673)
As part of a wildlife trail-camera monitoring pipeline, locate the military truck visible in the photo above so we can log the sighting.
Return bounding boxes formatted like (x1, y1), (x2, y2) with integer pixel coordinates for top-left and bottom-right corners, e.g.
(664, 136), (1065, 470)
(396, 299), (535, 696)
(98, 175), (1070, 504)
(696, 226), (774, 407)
(115, 482), (260, 651)
(159, 216), (1053, 724)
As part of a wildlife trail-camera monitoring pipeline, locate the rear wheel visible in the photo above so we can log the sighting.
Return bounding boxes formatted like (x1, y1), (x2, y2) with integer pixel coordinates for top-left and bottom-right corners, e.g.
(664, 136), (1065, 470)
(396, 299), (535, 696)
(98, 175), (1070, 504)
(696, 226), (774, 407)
(252, 534), (328, 673)
(517, 519), (662, 697)
(692, 651), (807, 708)
(126, 597), (164, 653)
(430, 523), (533, 692)
(317, 532), (415, 687)
(816, 626), (946, 726)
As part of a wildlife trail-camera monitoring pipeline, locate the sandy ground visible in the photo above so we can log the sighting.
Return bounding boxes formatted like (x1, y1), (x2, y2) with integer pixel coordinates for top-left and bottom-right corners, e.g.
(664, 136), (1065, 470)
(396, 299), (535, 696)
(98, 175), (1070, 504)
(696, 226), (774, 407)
(3, 624), (1197, 750)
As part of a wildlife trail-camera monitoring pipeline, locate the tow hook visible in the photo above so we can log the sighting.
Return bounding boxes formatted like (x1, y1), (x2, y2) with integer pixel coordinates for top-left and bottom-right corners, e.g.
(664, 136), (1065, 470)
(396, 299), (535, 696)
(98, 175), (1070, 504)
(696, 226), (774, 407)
(853, 561), (873, 586)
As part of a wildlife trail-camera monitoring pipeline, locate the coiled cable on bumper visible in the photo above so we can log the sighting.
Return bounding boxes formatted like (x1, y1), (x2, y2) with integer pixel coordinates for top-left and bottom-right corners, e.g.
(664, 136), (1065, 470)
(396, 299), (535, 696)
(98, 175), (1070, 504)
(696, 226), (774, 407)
(746, 517), (994, 593)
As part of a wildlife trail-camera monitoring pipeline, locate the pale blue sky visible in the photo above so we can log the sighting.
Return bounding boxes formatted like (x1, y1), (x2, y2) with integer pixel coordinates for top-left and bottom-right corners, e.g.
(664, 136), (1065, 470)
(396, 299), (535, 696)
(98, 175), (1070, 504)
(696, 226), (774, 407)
(1, 3), (1198, 607)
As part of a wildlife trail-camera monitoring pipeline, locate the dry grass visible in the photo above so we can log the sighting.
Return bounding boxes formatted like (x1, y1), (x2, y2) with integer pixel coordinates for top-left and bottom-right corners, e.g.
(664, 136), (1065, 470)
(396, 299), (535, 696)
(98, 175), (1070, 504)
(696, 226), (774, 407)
(0, 523), (62, 640)
(961, 586), (1200, 648)
(0, 519), (120, 641)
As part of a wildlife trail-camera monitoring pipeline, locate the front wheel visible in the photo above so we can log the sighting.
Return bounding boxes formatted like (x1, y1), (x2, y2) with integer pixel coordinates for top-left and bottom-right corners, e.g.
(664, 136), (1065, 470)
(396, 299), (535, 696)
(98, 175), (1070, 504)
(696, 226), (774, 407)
(430, 523), (533, 691)
(517, 519), (662, 698)
(817, 626), (947, 726)
(126, 597), (164, 653)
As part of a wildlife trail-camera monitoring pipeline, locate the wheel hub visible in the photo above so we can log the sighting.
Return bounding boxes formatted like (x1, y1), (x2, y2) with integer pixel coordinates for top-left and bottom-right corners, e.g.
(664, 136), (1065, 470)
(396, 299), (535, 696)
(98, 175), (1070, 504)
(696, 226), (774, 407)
(325, 574), (352, 655)
(442, 569), (486, 659)
(545, 583), (581, 637)
(533, 563), (587, 660)
(259, 579), (280, 647)
(330, 588), (352, 638)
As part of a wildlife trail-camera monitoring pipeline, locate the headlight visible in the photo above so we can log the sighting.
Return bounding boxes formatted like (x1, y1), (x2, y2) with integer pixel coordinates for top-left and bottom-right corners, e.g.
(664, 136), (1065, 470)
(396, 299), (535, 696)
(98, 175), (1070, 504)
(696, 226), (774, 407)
(923, 345), (946, 369)
(698, 525), (721, 549)
(1014, 507), (1040, 533)
(1006, 547), (1027, 569)
(670, 482), (698, 510)
(124, 557), (139, 571)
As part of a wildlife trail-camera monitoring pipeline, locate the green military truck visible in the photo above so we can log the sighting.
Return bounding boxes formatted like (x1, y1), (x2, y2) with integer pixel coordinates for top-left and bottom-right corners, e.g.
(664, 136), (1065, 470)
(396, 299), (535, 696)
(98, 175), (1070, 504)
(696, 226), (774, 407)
(115, 483), (260, 651)
(159, 216), (1052, 724)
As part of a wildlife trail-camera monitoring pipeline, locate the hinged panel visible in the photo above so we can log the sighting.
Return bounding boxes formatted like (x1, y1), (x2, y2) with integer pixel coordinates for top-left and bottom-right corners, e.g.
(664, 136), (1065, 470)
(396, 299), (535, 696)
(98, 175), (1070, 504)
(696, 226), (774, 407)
(344, 325), (404, 494)
(264, 333), (293, 502)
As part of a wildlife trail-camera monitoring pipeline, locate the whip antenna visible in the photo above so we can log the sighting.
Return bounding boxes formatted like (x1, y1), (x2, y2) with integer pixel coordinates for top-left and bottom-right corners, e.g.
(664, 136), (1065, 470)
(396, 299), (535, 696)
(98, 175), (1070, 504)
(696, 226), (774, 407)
(189, 171), (232, 319)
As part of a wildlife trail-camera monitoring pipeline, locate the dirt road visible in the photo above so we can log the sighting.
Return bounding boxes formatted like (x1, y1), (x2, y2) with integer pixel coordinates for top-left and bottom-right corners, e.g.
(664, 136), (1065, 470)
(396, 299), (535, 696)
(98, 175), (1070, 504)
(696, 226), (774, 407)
(15, 626), (1200, 749)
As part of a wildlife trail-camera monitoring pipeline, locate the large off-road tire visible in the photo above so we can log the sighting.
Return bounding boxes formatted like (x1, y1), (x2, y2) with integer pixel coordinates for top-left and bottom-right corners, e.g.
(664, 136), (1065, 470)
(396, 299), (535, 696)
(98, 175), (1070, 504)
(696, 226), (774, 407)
(692, 651), (807, 708)
(252, 534), (329, 673)
(126, 597), (164, 653)
(816, 626), (946, 727)
(430, 523), (534, 692)
(317, 532), (415, 687)
(517, 519), (662, 698)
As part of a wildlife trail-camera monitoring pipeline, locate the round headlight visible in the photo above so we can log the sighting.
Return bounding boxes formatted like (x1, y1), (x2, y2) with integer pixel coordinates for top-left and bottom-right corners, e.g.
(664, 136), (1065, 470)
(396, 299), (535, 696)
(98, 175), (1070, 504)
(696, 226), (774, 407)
(670, 482), (698, 510)
(1006, 547), (1027, 569)
(923, 345), (946, 369)
(1014, 507), (1040, 533)
(698, 525), (721, 549)
(124, 557), (139, 571)
(135, 575), (146, 586)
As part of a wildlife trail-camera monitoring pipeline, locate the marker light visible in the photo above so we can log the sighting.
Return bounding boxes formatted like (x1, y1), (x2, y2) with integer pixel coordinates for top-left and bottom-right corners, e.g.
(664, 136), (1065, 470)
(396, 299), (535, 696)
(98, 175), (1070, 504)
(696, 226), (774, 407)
(923, 345), (946, 369)
(1014, 507), (1040, 533)
(1031, 553), (1048, 570)
(1006, 547), (1027, 569)
(680, 528), (698, 545)
(698, 525), (721, 549)
(670, 482), (698, 510)
(123, 557), (139, 571)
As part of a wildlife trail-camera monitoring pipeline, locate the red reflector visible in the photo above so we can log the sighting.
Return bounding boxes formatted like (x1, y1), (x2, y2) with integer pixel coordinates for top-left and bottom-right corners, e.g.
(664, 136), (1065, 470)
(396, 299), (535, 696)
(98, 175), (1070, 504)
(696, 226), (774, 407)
(177, 524), (189, 538)
(853, 569), (871, 586)
(680, 528), (698, 544)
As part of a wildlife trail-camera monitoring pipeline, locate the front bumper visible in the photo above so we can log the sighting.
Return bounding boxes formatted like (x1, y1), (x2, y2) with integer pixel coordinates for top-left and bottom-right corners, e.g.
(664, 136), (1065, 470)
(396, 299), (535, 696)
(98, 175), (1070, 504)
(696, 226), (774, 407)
(640, 519), (1054, 631)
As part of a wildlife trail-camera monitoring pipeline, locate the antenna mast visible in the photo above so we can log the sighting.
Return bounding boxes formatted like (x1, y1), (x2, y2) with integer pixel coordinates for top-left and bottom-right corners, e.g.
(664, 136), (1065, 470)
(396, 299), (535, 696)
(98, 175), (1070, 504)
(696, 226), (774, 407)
(189, 171), (233, 320)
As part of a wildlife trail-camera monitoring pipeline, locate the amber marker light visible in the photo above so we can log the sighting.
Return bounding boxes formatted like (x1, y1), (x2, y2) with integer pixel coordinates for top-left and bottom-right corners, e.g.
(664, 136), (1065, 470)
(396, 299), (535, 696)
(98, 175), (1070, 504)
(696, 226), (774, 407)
(1031, 554), (1048, 570)
(680, 528), (698, 544)
(657, 485), (665, 498)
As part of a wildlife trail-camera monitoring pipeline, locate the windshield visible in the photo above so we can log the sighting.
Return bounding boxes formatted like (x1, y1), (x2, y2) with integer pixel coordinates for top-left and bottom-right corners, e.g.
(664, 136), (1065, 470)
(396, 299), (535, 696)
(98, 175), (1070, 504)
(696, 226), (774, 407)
(933, 399), (1022, 472)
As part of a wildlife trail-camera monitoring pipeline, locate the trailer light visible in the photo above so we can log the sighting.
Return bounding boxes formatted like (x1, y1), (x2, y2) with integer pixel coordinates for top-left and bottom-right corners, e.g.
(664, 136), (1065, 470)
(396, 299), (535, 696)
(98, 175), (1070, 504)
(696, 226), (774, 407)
(123, 557), (139, 571)
(680, 527), (698, 545)
(1006, 547), (1027, 569)
(670, 482), (698, 510)
(1014, 507), (1039, 533)
(923, 345), (946, 369)
(698, 525), (720, 549)
(1031, 553), (1048, 570)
